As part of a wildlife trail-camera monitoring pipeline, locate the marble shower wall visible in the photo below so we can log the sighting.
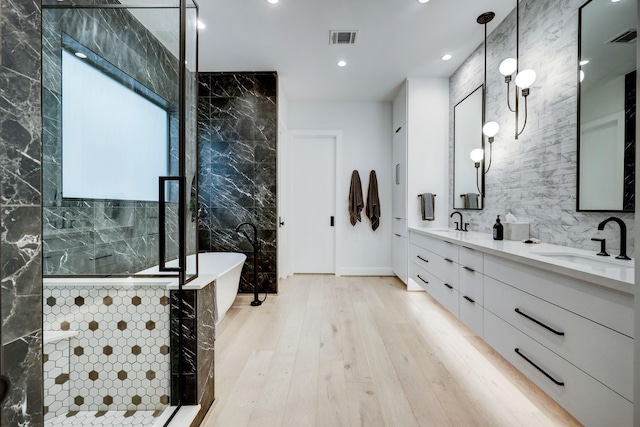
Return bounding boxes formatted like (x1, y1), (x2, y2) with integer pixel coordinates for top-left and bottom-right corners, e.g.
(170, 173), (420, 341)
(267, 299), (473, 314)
(42, 7), (183, 276)
(448, 0), (635, 256)
(198, 72), (278, 293)
(0, 0), (44, 425)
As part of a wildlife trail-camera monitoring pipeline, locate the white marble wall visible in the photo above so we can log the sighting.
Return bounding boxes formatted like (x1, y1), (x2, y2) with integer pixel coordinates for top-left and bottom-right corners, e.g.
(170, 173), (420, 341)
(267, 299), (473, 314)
(449, 0), (635, 256)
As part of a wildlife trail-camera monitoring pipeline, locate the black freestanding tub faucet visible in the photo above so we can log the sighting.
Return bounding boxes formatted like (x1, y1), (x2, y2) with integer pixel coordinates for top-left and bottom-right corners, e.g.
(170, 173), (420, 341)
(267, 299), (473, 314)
(235, 222), (263, 306)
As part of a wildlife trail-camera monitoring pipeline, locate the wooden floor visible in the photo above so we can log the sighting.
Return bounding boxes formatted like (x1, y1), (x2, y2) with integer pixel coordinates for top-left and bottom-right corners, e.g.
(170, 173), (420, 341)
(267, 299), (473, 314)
(200, 275), (582, 427)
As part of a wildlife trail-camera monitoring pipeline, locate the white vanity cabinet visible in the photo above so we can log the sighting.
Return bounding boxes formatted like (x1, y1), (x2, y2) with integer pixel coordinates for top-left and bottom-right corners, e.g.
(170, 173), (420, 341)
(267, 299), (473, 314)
(483, 254), (633, 426)
(408, 228), (634, 427)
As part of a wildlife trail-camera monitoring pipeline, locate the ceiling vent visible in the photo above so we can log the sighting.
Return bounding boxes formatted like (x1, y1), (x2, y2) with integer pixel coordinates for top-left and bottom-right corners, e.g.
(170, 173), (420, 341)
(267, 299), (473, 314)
(608, 29), (637, 44)
(330, 30), (358, 45)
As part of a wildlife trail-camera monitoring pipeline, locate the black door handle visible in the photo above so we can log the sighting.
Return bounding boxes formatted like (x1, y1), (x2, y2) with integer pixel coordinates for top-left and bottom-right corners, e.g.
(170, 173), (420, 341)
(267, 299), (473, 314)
(0, 375), (10, 404)
(330, 216), (335, 226)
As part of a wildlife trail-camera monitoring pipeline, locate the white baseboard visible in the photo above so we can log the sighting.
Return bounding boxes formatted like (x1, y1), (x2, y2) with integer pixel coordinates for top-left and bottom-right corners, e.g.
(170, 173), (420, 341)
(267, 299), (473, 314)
(338, 267), (395, 276)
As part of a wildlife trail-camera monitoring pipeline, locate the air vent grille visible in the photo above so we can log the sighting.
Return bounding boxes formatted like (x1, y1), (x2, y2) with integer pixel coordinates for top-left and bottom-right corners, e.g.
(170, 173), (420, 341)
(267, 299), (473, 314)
(608, 29), (637, 44)
(330, 30), (358, 45)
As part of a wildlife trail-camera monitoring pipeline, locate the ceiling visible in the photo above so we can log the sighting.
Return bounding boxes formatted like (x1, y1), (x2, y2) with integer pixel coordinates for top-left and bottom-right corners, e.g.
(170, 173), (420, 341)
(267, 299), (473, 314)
(196, 0), (517, 102)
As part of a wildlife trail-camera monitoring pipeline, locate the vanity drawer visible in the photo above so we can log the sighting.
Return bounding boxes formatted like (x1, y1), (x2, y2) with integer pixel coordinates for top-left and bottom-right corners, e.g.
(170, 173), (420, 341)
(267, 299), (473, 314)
(409, 261), (440, 300)
(458, 264), (483, 306)
(484, 254), (634, 337)
(459, 292), (483, 337)
(392, 217), (408, 238)
(409, 244), (435, 272)
(459, 245), (483, 273)
(439, 281), (459, 317)
(484, 310), (632, 427)
(484, 276), (633, 401)
(409, 232), (459, 262)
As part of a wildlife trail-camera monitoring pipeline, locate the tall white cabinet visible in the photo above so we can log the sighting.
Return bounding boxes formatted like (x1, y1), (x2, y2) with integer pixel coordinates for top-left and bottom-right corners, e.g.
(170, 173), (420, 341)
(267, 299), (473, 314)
(391, 78), (449, 288)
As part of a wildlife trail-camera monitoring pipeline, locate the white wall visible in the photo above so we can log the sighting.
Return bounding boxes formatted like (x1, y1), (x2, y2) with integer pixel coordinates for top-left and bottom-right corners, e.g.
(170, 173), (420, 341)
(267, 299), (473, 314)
(288, 101), (393, 276)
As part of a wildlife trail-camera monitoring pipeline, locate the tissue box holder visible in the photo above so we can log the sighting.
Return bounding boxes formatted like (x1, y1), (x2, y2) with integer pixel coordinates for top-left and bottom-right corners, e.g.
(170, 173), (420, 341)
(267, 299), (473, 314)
(504, 222), (529, 241)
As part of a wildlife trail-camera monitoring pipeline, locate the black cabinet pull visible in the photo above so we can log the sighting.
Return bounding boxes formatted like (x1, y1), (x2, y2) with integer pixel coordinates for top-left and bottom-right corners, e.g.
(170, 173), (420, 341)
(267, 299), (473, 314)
(417, 255), (429, 263)
(514, 348), (565, 386)
(463, 295), (475, 304)
(462, 266), (475, 272)
(417, 275), (429, 285)
(444, 240), (453, 244)
(444, 283), (453, 290)
(515, 308), (565, 336)
(462, 246), (474, 251)
(394, 233), (402, 237)
(444, 258), (454, 263)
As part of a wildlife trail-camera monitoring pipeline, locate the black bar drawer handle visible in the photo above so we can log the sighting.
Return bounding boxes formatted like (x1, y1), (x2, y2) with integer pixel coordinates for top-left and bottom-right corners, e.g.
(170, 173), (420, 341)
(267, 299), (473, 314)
(394, 233), (402, 237)
(515, 308), (565, 336)
(462, 266), (475, 272)
(463, 295), (475, 304)
(515, 348), (565, 386)
(444, 240), (453, 245)
(417, 275), (429, 285)
(417, 255), (429, 263)
(444, 283), (453, 290)
(444, 258), (454, 263)
(462, 246), (474, 251)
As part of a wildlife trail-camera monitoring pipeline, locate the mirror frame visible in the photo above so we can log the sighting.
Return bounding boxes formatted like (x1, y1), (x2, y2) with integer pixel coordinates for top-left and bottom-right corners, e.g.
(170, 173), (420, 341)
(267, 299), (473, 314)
(577, 0), (636, 212)
(453, 84), (485, 210)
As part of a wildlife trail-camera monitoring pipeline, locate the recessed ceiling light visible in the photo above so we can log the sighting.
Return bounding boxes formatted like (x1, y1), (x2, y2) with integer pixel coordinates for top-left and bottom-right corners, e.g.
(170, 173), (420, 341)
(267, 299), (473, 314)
(75, 52), (87, 59)
(441, 54), (452, 61)
(611, 0), (622, 3)
(197, 20), (206, 30)
(418, 0), (430, 3)
(267, 0), (279, 4)
(337, 60), (347, 67)
(579, 59), (589, 66)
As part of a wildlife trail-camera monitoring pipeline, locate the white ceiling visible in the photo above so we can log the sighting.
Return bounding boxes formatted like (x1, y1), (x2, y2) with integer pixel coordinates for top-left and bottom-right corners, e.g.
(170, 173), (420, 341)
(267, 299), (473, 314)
(197, 0), (517, 102)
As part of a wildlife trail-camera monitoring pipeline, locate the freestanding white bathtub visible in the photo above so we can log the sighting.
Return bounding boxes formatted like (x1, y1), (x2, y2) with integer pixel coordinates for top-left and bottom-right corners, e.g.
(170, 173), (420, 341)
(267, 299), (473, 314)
(192, 252), (246, 324)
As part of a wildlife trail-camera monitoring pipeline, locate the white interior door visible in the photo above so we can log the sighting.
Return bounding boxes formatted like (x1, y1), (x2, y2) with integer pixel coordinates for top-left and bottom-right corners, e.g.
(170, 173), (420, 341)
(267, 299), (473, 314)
(291, 134), (336, 273)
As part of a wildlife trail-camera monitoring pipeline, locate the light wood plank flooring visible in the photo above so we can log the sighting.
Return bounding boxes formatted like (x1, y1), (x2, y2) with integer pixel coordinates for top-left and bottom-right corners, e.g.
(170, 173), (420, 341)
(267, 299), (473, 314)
(201, 275), (582, 427)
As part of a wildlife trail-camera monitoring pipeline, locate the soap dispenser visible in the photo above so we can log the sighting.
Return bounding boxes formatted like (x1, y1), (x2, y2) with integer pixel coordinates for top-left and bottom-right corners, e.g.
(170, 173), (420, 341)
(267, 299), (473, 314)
(493, 215), (504, 240)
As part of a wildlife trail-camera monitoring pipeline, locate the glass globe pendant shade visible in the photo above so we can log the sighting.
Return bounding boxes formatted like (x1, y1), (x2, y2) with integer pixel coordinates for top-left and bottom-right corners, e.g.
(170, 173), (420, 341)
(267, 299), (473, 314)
(470, 148), (484, 163)
(499, 58), (517, 76)
(515, 69), (536, 89)
(482, 121), (500, 138)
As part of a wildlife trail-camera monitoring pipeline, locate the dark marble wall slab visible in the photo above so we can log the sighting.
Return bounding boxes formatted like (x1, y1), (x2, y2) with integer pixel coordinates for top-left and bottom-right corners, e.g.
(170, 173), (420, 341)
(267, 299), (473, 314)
(0, 0), (44, 425)
(41, 7), (185, 276)
(624, 70), (636, 210)
(198, 72), (278, 293)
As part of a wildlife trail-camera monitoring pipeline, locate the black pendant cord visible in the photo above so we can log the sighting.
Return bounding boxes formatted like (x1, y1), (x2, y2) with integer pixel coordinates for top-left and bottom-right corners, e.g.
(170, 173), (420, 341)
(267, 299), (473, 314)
(485, 141), (493, 174)
(506, 80), (516, 112)
(517, 95), (529, 137)
(515, 0), (520, 139)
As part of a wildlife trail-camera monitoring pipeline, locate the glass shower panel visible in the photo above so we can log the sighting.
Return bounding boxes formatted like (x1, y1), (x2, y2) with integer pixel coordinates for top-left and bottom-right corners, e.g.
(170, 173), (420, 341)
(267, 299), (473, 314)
(41, 3), (194, 425)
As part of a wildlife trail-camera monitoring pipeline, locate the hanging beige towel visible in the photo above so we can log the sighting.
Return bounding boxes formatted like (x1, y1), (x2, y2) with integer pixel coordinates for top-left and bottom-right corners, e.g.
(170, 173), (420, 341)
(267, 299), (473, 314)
(349, 170), (364, 226)
(419, 193), (435, 221)
(366, 170), (381, 231)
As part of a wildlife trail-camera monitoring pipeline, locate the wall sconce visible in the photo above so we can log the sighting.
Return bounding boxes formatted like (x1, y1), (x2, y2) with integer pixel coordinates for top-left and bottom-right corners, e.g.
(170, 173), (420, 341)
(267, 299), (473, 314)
(499, 1), (536, 139)
(469, 121), (499, 194)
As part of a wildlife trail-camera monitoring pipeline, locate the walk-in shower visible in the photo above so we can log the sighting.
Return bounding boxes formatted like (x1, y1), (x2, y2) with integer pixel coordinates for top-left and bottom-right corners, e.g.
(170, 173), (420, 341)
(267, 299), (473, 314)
(41, 0), (198, 425)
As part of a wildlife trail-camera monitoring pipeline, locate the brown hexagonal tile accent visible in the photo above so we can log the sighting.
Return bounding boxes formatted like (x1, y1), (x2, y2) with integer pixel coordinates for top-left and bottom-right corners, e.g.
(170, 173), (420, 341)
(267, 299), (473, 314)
(60, 321), (70, 331)
(88, 371), (99, 381)
(160, 395), (169, 405)
(132, 395), (142, 405)
(160, 345), (169, 355)
(117, 320), (127, 331)
(55, 374), (69, 385)
(74, 396), (84, 406)
(103, 395), (113, 405)
(43, 406), (49, 415)
(160, 296), (169, 306)
(46, 296), (56, 307)
(74, 346), (84, 357)
(88, 320), (98, 331)
(43, 354), (49, 364)
(103, 296), (113, 306)
(117, 370), (127, 380)
(131, 296), (141, 306)
(131, 345), (141, 355)
(146, 370), (156, 380)
(74, 296), (84, 306)
(145, 320), (156, 330)
(103, 345), (113, 356)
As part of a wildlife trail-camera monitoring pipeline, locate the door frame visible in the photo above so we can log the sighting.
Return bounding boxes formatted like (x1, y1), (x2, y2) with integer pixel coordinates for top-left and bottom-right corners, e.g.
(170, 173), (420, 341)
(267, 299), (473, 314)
(287, 130), (342, 276)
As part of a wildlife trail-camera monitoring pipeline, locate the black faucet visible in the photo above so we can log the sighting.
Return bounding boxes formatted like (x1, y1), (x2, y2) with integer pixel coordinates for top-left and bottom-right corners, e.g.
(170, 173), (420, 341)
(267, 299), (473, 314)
(450, 211), (464, 231)
(235, 222), (263, 306)
(597, 217), (631, 260)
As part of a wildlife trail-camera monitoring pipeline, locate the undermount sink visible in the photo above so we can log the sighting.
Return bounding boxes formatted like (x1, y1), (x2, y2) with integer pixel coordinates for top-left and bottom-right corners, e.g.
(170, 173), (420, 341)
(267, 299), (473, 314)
(532, 251), (633, 269)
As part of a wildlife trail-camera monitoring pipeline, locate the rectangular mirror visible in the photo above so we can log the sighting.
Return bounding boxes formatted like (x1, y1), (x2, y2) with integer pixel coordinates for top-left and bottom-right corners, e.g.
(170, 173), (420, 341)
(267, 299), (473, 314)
(453, 85), (484, 210)
(578, 0), (636, 211)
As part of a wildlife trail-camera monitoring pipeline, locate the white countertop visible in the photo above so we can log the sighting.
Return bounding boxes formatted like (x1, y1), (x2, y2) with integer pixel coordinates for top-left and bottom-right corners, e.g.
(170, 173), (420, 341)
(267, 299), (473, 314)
(409, 226), (635, 296)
